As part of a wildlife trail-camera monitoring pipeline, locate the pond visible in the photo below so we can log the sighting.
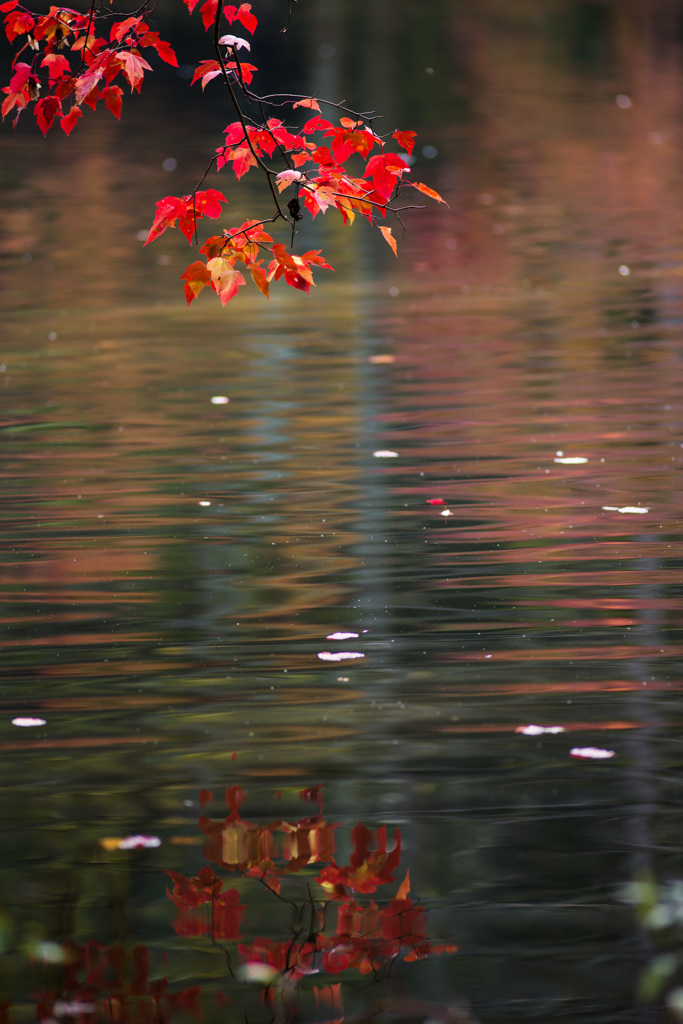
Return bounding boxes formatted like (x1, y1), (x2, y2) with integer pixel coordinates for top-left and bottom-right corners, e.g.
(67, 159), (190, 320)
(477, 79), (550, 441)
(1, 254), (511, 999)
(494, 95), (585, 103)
(2, 1), (683, 1021)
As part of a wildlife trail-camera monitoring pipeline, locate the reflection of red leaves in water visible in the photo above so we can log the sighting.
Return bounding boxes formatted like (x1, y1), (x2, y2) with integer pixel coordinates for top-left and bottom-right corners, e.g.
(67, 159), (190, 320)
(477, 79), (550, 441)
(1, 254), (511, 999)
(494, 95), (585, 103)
(187, 785), (457, 988)
(318, 823), (401, 896)
(33, 942), (200, 1024)
(166, 864), (245, 938)
(197, 784), (337, 890)
(13, 785), (456, 1024)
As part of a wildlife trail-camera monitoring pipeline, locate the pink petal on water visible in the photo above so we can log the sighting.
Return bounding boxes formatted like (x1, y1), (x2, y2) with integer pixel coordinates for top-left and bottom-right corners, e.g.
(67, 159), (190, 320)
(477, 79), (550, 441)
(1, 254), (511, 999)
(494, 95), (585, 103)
(117, 835), (161, 849)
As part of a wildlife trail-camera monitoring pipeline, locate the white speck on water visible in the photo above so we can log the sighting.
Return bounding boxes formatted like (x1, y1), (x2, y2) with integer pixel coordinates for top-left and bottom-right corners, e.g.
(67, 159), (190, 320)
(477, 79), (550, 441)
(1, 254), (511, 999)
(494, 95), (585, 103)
(317, 651), (365, 662)
(199, 501), (211, 507)
(53, 1002), (96, 1016)
(327, 631), (359, 640)
(117, 834), (162, 849)
(619, 264), (630, 276)
(210, 395), (229, 404)
(373, 450), (398, 458)
(602, 505), (649, 514)
(554, 456), (588, 464)
(516, 724), (565, 736)
(12, 717), (46, 727)
(570, 747), (615, 760)
(440, 509), (453, 517)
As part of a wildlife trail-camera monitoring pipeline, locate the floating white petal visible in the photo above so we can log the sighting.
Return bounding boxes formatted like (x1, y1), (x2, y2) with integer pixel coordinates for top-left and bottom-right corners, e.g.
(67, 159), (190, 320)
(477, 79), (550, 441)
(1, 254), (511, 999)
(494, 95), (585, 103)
(326, 631), (359, 640)
(199, 501), (211, 506)
(373, 450), (398, 458)
(602, 505), (649, 514)
(12, 717), (46, 727)
(570, 747), (615, 760)
(117, 834), (162, 849)
(210, 395), (229, 404)
(554, 456), (588, 464)
(317, 651), (365, 662)
(53, 1002), (96, 1017)
(515, 724), (565, 736)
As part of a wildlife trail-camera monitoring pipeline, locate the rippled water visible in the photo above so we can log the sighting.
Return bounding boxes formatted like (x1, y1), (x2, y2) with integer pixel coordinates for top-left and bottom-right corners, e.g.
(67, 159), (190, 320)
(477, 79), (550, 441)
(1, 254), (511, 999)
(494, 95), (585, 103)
(3, 2), (683, 1021)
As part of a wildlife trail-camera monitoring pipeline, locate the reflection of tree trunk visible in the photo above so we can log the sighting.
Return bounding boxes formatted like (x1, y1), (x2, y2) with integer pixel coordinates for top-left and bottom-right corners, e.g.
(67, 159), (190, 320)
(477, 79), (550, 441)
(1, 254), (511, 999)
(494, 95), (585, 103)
(625, 535), (666, 1023)
(307, 0), (343, 101)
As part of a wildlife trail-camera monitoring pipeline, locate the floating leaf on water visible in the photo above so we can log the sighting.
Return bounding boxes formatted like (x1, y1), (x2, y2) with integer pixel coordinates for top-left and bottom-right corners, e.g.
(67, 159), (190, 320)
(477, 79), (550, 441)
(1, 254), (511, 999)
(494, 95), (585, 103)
(210, 395), (229, 404)
(326, 631), (359, 640)
(11, 717), (46, 727)
(373, 450), (398, 458)
(317, 651), (365, 662)
(515, 724), (565, 736)
(570, 747), (615, 760)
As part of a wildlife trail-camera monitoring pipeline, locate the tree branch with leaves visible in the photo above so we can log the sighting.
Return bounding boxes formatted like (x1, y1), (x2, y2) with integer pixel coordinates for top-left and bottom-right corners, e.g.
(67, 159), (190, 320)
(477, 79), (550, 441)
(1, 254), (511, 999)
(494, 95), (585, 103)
(2, 0), (446, 306)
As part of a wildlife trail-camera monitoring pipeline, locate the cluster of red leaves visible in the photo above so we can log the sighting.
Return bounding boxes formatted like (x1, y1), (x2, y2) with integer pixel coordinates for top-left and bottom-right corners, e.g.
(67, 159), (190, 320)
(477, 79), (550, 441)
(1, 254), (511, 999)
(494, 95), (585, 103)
(166, 864), (246, 938)
(317, 823), (402, 897)
(196, 784), (337, 885)
(169, 113), (443, 303)
(183, 785), (457, 984)
(33, 941), (201, 1023)
(2, 0), (445, 307)
(1, 3), (179, 134)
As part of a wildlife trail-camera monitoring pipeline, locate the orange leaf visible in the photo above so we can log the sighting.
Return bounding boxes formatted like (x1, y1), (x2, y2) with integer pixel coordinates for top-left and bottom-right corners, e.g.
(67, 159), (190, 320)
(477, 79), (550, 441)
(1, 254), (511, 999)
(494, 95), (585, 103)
(180, 260), (211, 305)
(250, 263), (270, 298)
(396, 870), (410, 900)
(409, 180), (448, 206)
(207, 256), (246, 305)
(378, 226), (397, 256)
(293, 97), (320, 111)
(392, 129), (416, 155)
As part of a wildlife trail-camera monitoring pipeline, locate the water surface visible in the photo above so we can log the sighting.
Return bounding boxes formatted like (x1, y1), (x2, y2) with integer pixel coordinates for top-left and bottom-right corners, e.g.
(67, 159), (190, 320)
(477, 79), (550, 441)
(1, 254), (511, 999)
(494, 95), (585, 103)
(2, 2), (683, 1021)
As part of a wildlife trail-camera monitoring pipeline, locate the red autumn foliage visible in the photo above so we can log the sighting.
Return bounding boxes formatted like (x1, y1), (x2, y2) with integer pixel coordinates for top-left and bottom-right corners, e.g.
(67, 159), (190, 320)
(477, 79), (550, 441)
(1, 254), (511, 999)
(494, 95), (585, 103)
(1, 0), (446, 306)
(175, 783), (458, 1006)
(3, 784), (457, 1023)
